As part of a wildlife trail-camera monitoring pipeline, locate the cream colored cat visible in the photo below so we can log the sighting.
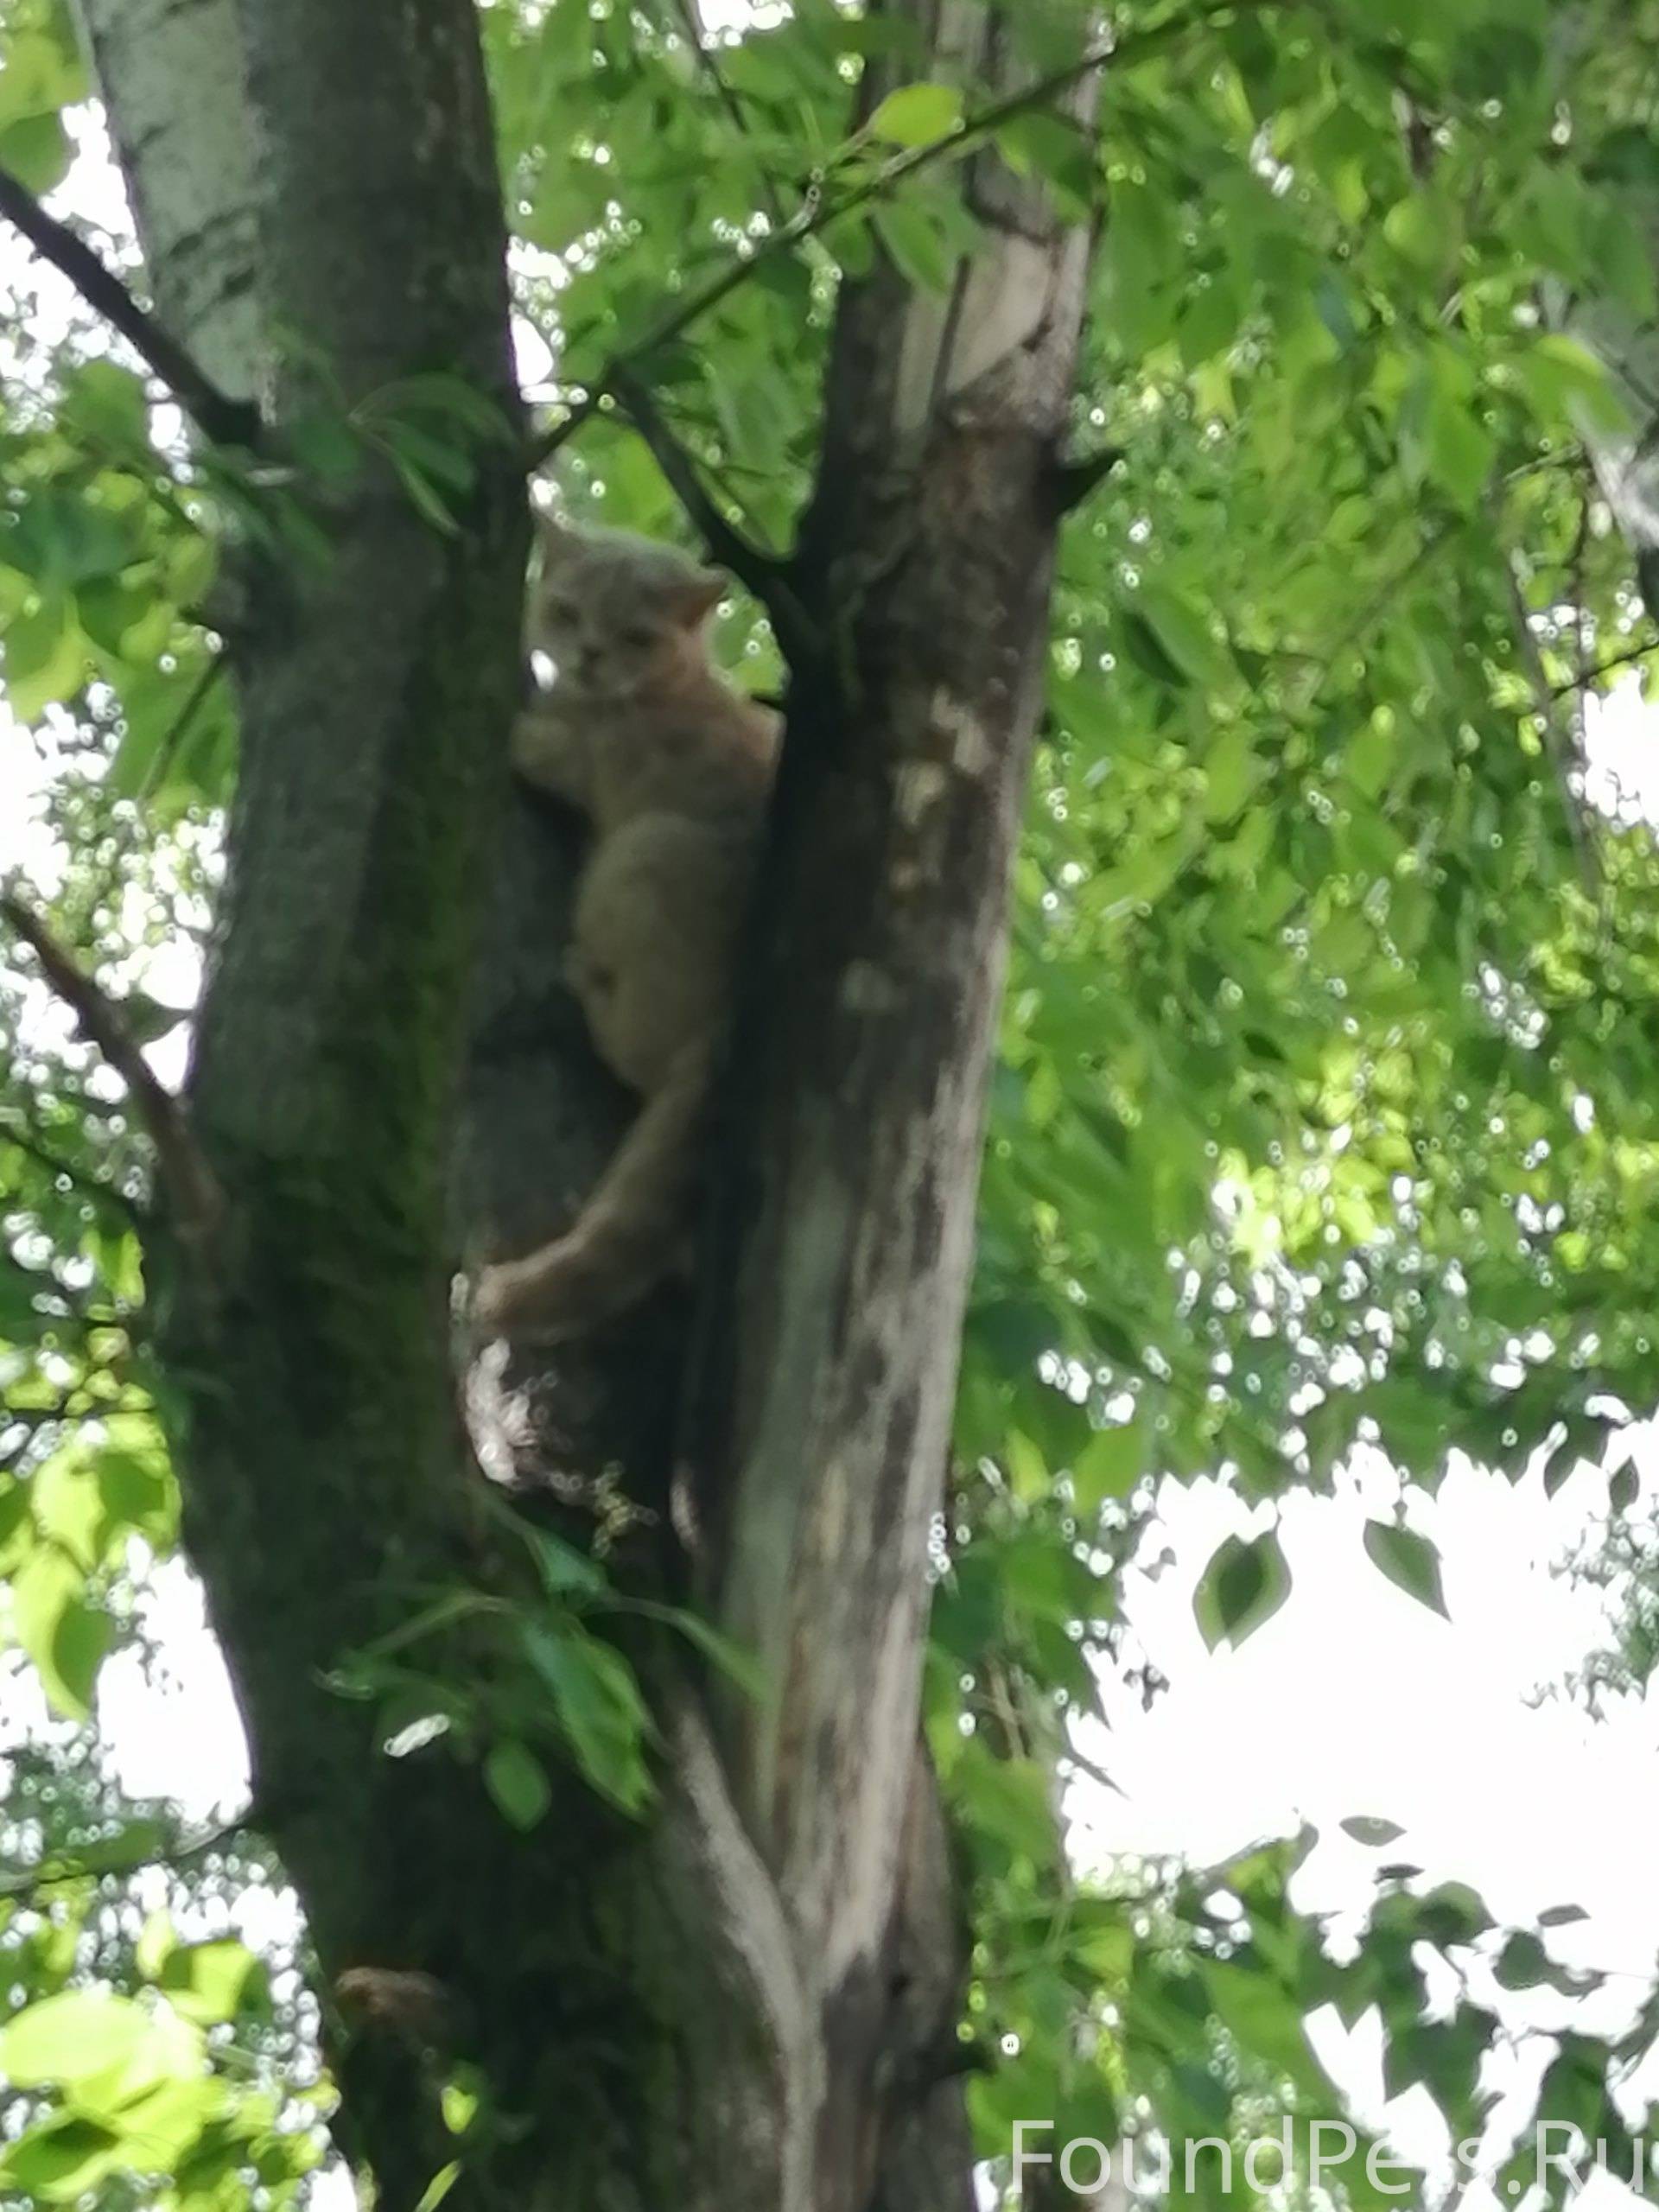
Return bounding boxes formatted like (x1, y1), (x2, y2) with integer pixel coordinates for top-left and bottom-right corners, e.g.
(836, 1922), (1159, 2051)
(473, 517), (779, 1340)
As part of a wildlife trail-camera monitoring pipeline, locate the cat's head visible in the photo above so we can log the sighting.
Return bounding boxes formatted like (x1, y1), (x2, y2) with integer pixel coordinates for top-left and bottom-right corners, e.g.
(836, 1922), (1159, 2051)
(528, 516), (727, 703)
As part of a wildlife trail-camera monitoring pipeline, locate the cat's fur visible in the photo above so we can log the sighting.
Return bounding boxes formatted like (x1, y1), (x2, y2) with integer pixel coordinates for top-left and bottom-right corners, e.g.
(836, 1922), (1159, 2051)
(473, 517), (778, 1340)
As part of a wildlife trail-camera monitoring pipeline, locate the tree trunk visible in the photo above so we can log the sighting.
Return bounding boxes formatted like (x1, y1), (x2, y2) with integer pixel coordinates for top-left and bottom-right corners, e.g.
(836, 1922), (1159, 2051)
(79, 2), (1100, 2205)
(689, 11), (1099, 2202)
(72, 0), (262, 400)
(1537, 10), (1659, 623)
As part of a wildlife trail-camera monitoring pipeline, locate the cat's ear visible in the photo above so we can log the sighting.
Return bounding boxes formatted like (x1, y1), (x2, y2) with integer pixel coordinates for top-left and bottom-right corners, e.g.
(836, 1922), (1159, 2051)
(671, 568), (727, 626)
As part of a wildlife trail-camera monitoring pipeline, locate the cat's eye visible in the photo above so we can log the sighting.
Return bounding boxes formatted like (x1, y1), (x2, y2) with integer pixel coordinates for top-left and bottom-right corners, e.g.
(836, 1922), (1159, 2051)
(622, 625), (657, 649)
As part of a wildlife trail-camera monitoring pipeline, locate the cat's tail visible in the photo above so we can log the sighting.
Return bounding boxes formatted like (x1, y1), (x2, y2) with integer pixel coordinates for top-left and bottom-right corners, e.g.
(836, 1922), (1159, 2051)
(473, 1039), (709, 1342)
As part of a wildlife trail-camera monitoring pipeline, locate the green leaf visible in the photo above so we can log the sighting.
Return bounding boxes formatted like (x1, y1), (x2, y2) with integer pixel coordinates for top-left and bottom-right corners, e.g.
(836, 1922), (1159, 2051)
(525, 1526), (607, 1599)
(0, 2115), (124, 2201)
(0, 1992), (170, 2085)
(1512, 334), (1629, 437)
(622, 1597), (766, 1700)
(3, 597), (88, 721)
(0, 22), (83, 195)
(1537, 1904), (1590, 1929)
(94, 1446), (177, 1548)
(1118, 607), (1188, 688)
(483, 1738), (553, 1832)
(30, 1448), (106, 1568)
(1382, 189), (1448, 273)
(1414, 349), (1496, 511)
(1363, 1520), (1449, 1618)
(0, 29), (87, 133)
(519, 1623), (655, 1815)
(0, 110), (68, 194)
(867, 82), (963, 148)
(413, 2162), (462, 2212)
(59, 360), (153, 452)
(871, 197), (959, 291)
(386, 450), (461, 536)
(1072, 1421), (1145, 1508)
(1137, 581), (1236, 691)
(156, 1939), (265, 2025)
(1193, 1530), (1292, 1650)
(1494, 1932), (1570, 1993)
(0, 489), (137, 587)
(1340, 1815), (1406, 1847)
(10, 1548), (110, 1720)
(950, 1742), (1058, 1867)
(441, 2080), (479, 2136)
(72, 2075), (219, 2162)
(995, 111), (1095, 221)
(1201, 1958), (1329, 2094)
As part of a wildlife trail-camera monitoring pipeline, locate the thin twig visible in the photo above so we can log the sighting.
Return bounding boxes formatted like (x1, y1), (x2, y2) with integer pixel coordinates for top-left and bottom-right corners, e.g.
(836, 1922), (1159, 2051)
(0, 1814), (254, 1906)
(609, 366), (781, 588)
(1301, 515), (1463, 709)
(143, 654), (226, 801)
(0, 893), (222, 1249)
(0, 165), (260, 450)
(0, 1112), (148, 1233)
(1061, 1740), (1128, 1802)
(0, 1387), (98, 1474)
(669, 0), (787, 226)
(531, 2), (1277, 473)
(1569, 476), (1593, 772)
(1503, 559), (1598, 891)
(531, 389), (602, 469)
(1549, 634), (1659, 697)
(607, 365), (819, 656)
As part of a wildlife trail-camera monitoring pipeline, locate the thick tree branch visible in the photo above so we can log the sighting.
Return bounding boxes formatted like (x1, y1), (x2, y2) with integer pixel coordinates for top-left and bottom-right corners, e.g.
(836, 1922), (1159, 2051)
(0, 164), (260, 448)
(607, 368), (779, 588)
(608, 365), (819, 658)
(0, 893), (222, 1246)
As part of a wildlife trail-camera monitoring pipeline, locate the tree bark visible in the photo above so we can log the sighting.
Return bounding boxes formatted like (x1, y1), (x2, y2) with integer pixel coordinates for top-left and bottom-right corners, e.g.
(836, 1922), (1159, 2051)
(1537, 10), (1659, 625)
(79, 2), (1102, 2206)
(686, 16), (1099, 2206)
(1554, 263), (1659, 625)
(72, 0), (263, 400)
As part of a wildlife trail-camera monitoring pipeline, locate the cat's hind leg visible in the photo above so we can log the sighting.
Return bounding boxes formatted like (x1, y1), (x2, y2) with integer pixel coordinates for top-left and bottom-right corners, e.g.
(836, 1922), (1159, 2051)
(473, 1039), (710, 1342)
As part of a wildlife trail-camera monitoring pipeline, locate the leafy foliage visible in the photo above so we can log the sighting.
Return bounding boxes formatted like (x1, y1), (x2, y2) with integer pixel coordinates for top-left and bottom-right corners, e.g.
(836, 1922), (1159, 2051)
(320, 1514), (752, 1823)
(0, 1738), (325, 2209)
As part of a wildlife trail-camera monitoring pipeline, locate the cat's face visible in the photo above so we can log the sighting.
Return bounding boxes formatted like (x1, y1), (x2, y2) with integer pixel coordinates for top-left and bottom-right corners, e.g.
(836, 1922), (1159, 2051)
(529, 518), (726, 703)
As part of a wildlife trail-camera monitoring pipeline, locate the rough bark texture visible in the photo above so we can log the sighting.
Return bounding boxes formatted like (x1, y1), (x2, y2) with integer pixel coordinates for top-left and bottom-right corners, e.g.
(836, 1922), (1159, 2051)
(72, 0), (262, 400)
(82, 2), (1100, 2206)
(687, 16), (1098, 2204)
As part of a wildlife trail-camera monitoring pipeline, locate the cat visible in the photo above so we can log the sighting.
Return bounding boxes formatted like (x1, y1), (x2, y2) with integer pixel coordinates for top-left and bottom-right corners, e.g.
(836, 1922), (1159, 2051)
(472, 516), (779, 1341)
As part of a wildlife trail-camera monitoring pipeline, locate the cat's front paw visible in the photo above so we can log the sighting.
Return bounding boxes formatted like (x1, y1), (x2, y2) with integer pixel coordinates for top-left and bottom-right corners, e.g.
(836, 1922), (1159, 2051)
(472, 1258), (536, 1339)
(472, 1246), (584, 1344)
